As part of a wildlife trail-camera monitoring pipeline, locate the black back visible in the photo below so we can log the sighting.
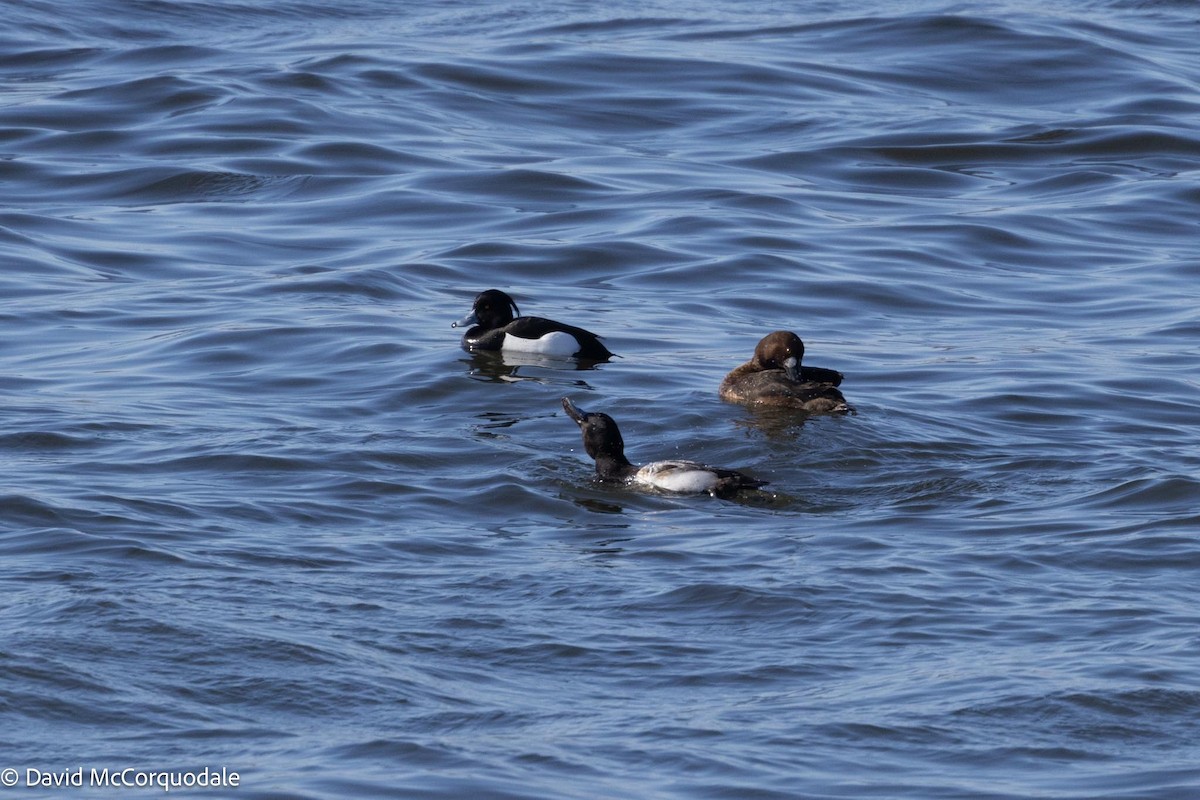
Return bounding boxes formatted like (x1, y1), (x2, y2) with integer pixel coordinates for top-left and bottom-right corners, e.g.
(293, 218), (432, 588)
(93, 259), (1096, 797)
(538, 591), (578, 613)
(457, 289), (612, 360)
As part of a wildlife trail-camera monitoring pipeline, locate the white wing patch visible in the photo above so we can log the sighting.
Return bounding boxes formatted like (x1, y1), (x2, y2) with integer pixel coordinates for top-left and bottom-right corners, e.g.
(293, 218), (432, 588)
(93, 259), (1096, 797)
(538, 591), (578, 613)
(502, 331), (580, 357)
(635, 461), (719, 493)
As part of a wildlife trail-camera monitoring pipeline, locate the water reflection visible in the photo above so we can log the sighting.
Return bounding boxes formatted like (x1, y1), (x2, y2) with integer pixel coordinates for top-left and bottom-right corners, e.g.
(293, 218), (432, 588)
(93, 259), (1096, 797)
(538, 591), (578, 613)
(729, 405), (821, 440)
(462, 350), (606, 385)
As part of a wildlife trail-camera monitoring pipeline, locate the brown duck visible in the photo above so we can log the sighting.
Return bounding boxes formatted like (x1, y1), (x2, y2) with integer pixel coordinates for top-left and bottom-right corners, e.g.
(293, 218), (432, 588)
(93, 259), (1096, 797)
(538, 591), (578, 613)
(719, 331), (853, 414)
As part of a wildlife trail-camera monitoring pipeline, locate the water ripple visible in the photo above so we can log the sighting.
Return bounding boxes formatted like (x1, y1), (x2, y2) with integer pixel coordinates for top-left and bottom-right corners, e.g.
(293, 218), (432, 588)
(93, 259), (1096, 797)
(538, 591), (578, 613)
(3, 2), (1200, 799)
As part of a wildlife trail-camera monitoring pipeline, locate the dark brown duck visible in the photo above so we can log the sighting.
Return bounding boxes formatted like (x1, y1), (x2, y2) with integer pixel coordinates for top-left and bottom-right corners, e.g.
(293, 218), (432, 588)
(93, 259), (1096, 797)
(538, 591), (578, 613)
(719, 331), (853, 414)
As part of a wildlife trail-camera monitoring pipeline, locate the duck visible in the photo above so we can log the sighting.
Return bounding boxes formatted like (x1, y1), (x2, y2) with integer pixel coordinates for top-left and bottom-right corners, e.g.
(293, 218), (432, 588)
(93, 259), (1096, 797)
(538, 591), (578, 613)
(562, 397), (767, 498)
(452, 289), (612, 360)
(719, 330), (853, 414)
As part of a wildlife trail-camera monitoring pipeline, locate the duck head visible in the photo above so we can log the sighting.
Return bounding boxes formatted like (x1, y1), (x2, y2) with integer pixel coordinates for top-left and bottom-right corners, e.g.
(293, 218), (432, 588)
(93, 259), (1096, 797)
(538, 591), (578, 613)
(453, 289), (520, 330)
(562, 396), (627, 462)
(753, 330), (806, 382)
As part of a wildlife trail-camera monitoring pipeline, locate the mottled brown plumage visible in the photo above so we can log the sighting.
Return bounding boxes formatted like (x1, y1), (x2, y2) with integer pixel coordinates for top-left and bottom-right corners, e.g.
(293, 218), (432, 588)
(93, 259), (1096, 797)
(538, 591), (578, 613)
(719, 331), (853, 414)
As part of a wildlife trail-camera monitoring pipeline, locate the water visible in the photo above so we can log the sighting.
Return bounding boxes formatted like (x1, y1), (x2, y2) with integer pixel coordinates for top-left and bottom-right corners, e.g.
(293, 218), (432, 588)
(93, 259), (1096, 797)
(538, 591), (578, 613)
(2, 0), (1198, 797)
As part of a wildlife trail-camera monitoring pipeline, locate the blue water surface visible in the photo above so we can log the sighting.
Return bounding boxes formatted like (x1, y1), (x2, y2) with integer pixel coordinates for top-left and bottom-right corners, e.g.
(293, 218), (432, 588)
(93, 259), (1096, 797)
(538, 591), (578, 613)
(2, 1), (1199, 797)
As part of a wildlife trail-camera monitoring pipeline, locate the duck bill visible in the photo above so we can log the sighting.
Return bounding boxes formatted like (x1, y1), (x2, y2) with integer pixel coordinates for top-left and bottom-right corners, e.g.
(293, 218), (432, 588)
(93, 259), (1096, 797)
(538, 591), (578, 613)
(561, 396), (587, 425)
(451, 311), (477, 329)
(783, 356), (800, 382)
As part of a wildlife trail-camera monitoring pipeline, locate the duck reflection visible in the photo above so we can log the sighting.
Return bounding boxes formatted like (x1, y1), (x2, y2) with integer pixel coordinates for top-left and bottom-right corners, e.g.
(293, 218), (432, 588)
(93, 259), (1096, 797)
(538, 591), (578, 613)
(463, 349), (606, 384)
(730, 404), (820, 439)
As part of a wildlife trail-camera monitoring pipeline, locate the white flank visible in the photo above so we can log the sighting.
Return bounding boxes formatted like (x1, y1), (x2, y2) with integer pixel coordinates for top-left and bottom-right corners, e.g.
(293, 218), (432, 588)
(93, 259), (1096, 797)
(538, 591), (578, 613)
(502, 331), (580, 357)
(636, 462), (719, 493)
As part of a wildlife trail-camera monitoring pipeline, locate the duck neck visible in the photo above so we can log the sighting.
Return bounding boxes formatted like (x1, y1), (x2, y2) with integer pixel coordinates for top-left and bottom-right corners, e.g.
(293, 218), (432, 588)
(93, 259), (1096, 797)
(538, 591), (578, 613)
(593, 453), (637, 482)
